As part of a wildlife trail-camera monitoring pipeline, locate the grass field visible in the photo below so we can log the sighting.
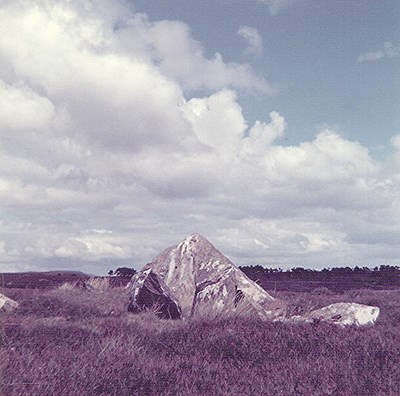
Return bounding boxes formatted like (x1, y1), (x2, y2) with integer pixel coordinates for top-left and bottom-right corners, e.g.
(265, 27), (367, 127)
(1, 283), (400, 395)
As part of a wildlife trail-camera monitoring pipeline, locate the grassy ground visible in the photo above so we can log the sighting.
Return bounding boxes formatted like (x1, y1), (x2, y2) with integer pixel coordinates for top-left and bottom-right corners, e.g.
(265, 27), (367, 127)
(1, 285), (400, 395)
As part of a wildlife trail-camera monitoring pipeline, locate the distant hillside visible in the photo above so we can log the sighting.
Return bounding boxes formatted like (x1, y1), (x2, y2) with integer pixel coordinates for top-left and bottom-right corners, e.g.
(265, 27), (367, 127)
(0, 271), (132, 289)
(0, 271), (90, 289)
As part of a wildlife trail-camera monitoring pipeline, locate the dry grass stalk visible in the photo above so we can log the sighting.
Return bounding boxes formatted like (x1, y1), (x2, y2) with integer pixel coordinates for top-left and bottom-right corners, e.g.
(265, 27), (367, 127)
(85, 277), (110, 291)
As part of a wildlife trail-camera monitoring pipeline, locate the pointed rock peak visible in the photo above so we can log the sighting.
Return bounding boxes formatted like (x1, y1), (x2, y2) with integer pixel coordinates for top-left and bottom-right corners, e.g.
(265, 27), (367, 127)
(184, 233), (206, 241)
(176, 233), (228, 257)
(178, 233), (214, 249)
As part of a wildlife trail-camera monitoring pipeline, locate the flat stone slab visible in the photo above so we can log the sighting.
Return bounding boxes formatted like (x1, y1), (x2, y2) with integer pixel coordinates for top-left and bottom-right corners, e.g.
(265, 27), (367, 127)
(278, 302), (380, 326)
(305, 302), (380, 326)
(0, 293), (19, 312)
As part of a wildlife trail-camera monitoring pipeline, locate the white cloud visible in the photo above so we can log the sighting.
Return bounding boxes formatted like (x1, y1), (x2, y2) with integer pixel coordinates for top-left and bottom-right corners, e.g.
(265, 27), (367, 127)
(391, 135), (400, 150)
(183, 90), (247, 155)
(243, 111), (286, 154)
(0, 81), (56, 132)
(0, 0), (399, 274)
(117, 15), (274, 93)
(256, 0), (300, 15)
(237, 26), (263, 56)
(55, 233), (132, 261)
(357, 41), (400, 63)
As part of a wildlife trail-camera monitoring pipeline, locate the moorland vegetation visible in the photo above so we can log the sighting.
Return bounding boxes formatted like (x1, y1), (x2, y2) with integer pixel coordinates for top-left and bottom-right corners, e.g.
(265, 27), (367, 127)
(1, 278), (400, 395)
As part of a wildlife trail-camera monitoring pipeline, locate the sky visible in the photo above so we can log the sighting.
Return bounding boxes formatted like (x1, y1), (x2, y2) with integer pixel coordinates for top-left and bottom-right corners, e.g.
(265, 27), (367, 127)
(0, 0), (399, 274)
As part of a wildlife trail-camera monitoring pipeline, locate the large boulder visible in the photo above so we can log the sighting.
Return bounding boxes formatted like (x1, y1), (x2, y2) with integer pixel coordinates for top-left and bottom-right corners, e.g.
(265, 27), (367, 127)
(128, 268), (182, 319)
(0, 293), (19, 312)
(129, 234), (285, 319)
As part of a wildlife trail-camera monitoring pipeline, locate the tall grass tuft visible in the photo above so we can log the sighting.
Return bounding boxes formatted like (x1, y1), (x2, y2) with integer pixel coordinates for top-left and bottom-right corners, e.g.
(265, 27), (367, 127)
(85, 277), (110, 292)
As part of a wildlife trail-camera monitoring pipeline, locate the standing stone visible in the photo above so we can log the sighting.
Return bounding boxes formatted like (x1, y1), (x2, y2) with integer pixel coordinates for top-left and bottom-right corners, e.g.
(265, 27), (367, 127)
(129, 234), (285, 319)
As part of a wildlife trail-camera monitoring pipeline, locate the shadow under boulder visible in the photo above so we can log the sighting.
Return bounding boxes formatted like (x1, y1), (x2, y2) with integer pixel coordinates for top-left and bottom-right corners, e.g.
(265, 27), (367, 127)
(128, 269), (181, 320)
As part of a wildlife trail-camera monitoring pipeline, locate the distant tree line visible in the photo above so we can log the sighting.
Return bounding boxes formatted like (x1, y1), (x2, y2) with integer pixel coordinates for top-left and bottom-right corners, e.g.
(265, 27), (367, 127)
(107, 264), (400, 280)
(239, 264), (400, 281)
(107, 265), (400, 280)
(105, 264), (400, 292)
(108, 267), (137, 277)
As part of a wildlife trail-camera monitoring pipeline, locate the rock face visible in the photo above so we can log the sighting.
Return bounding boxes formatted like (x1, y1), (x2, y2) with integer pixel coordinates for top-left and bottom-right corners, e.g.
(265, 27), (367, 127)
(305, 303), (380, 327)
(129, 234), (284, 319)
(0, 293), (19, 312)
(128, 268), (182, 319)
